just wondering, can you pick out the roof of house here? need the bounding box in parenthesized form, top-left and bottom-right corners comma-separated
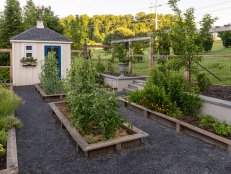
(11, 27, 72, 43)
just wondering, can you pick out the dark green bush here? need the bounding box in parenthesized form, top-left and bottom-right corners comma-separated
(39, 52, 63, 94)
(0, 69, 10, 84)
(65, 58, 124, 139)
(0, 130, 7, 145)
(196, 73, 212, 92)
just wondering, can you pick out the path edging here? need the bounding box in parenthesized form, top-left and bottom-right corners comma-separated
(118, 97, 231, 155)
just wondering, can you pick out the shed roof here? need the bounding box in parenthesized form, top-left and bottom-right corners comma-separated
(11, 27, 71, 43)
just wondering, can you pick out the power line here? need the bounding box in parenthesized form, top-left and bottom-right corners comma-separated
(195, 0, 231, 11)
(196, 6, 231, 15)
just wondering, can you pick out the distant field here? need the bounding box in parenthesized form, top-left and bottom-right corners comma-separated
(87, 41, 231, 86)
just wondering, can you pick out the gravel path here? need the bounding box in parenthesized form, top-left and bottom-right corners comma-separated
(14, 86, 231, 174)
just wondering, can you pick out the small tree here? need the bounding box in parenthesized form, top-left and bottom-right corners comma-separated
(169, 0, 203, 85)
(39, 52, 63, 94)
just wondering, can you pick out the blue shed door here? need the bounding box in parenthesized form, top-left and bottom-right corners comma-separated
(44, 46, 61, 78)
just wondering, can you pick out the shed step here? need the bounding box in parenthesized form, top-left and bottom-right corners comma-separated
(123, 87, 135, 93)
(128, 84, 144, 90)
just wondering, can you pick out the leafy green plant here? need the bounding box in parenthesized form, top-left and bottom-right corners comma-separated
(0, 144, 6, 156)
(212, 121, 231, 136)
(0, 69, 10, 84)
(0, 87, 21, 117)
(199, 115, 215, 129)
(0, 130, 7, 145)
(95, 55, 106, 84)
(0, 116, 22, 130)
(112, 43, 129, 64)
(196, 73, 212, 92)
(65, 58, 124, 139)
(39, 52, 63, 94)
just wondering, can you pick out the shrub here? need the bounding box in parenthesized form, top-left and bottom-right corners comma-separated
(0, 144, 6, 156)
(0, 130, 7, 145)
(39, 52, 63, 94)
(199, 115, 215, 129)
(212, 121, 231, 136)
(0, 116, 22, 130)
(0, 69, 10, 84)
(0, 87, 21, 117)
(196, 73, 212, 92)
(95, 55, 106, 84)
(65, 59, 124, 139)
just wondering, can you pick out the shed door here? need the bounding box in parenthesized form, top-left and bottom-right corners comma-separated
(44, 46, 61, 78)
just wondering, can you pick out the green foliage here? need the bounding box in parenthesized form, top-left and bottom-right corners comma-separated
(129, 70, 201, 117)
(212, 121, 231, 136)
(65, 59, 124, 139)
(95, 55, 106, 84)
(0, 69, 10, 84)
(196, 73, 212, 92)
(0, 143, 6, 156)
(199, 115, 215, 129)
(22, 0, 37, 29)
(0, 87, 21, 118)
(0, 0, 23, 48)
(219, 31, 231, 48)
(39, 52, 63, 94)
(155, 28, 171, 55)
(112, 43, 129, 63)
(169, 0, 205, 84)
(132, 42, 144, 63)
(0, 116, 22, 130)
(0, 130, 7, 145)
(199, 14, 217, 52)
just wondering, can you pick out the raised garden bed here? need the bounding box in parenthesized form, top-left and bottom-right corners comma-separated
(118, 97, 231, 155)
(0, 128, 18, 174)
(200, 95, 231, 125)
(101, 73, 147, 92)
(35, 84, 65, 101)
(49, 101, 148, 158)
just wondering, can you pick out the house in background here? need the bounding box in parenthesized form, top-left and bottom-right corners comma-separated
(10, 20, 72, 86)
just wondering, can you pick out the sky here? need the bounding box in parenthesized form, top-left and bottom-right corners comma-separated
(0, 0, 231, 27)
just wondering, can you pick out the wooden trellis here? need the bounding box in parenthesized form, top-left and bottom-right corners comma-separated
(0, 48, 12, 83)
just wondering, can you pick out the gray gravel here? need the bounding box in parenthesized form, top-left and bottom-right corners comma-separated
(14, 86, 231, 174)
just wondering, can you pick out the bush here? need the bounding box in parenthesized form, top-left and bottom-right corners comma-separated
(39, 52, 63, 94)
(219, 31, 231, 48)
(0, 116, 22, 130)
(212, 121, 231, 136)
(0, 69, 10, 84)
(95, 55, 106, 84)
(0, 130, 7, 145)
(196, 73, 212, 92)
(0, 87, 21, 117)
(65, 58, 124, 139)
(199, 115, 215, 129)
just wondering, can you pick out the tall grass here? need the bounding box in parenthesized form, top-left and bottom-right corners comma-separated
(0, 87, 22, 117)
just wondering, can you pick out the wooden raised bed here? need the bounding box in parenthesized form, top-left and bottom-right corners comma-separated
(49, 101, 149, 158)
(0, 128, 18, 174)
(35, 84, 65, 101)
(118, 97, 231, 155)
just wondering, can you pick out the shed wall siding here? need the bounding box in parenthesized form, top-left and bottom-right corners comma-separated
(12, 42, 71, 86)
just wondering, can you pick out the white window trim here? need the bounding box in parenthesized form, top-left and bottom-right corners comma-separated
(24, 44, 34, 57)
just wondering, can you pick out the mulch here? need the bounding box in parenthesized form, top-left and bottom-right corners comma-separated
(202, 85, 231, 102)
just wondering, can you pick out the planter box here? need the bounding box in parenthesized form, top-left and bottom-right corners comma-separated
(200, 95, 231, 125)
(0, 128, 18, 174)
(101, 74, 147, 92)
(35, 84, 65, 101)
(49, 101, 149, 158)
(118, 97, 231, 155)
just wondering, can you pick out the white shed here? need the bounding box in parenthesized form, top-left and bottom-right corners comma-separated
(10, 21, 72, 86)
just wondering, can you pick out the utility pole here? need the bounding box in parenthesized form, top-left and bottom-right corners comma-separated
(149, 0, 162, 30)
(149, 0, 162, 69)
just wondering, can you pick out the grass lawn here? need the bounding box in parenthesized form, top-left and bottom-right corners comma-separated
(86, 41, 231, 86)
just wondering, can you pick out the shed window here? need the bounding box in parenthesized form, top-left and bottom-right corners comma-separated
(25, 45, 33, 57)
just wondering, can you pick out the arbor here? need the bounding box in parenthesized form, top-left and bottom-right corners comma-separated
(1, 0, 23, 48)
